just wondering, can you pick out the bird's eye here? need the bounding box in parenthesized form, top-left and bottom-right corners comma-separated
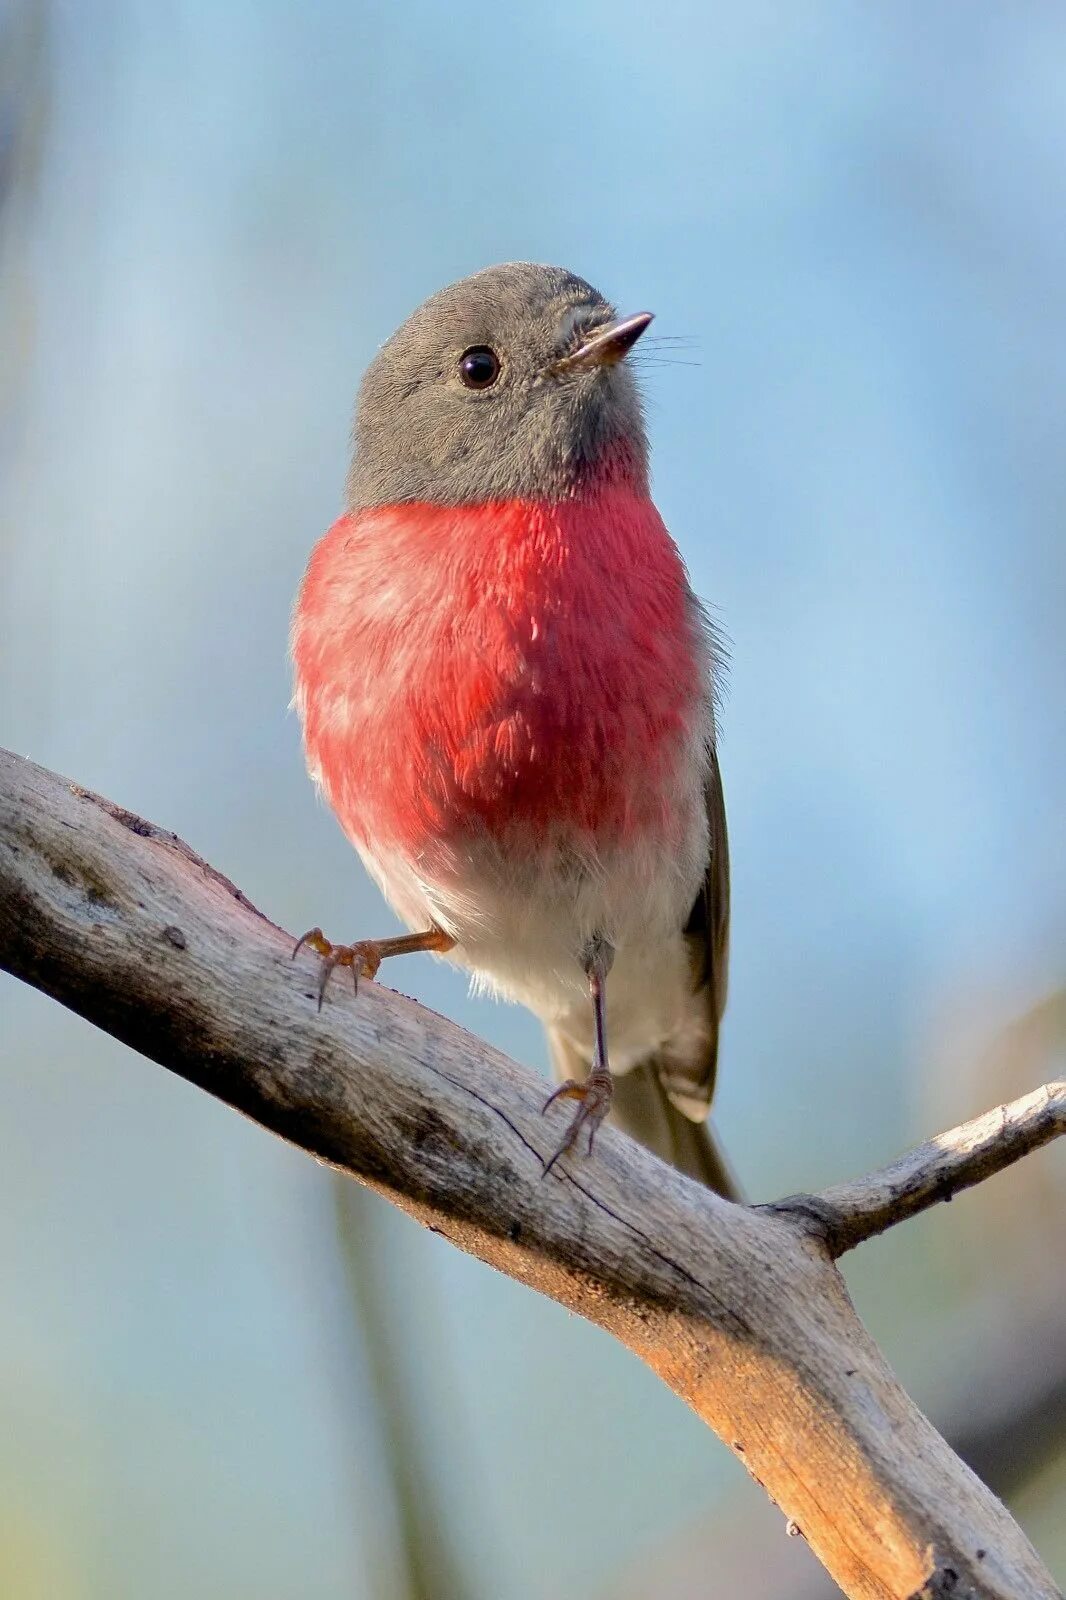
(458, 346, 501, 389)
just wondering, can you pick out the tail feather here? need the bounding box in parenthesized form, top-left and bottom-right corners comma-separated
(611, 1062, 741, 1200)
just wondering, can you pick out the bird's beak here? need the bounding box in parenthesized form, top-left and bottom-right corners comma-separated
(553, 311, 654, 372)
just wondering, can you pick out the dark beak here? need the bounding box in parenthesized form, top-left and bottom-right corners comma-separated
(553, 310, 654, 372)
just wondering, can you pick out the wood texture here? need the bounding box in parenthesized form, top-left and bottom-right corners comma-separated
(1, 749, 1062, 1600)
(769, 1080, 1065, 1256)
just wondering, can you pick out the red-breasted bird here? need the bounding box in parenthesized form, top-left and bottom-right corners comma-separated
(291, 262, 736, 1194)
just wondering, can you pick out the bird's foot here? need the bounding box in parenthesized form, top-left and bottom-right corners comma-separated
(291, 924, 456, 1010)
(541, 1065, 614, 1176)
(292, 927, 383, 1010)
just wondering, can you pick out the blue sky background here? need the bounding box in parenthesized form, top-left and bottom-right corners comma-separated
(2, 3, 1064, 1595)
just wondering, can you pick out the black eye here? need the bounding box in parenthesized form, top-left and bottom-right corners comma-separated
(458, 346, 500, 389)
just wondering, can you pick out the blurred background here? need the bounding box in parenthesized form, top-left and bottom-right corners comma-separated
(1, 1, 1064, 1595)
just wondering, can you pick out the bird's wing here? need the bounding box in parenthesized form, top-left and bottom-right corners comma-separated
(654, 746, 731, 1122)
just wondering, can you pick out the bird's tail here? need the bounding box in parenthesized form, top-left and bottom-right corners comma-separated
(611, 1061, 741, 1199)
(547, 1032, 741, 1201)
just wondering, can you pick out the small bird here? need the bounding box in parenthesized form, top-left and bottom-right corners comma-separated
(292, 263, 736, 1195)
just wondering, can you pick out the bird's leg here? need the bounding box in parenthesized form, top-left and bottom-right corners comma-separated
(292, 925, 455, 1011)
(542, 935, 615, 1176)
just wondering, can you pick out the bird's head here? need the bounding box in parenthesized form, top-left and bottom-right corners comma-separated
(348, 262, 652, 507)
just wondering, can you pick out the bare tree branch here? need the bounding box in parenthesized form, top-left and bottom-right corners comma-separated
(768, 1081, 1066, 1257)
(1, 748, 1063, 1600)
(616, 1292, 1066, 1600)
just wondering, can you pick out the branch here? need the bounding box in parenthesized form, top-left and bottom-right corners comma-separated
(769, 1081, 1066, 1256)
(618, 1291, 1066, 1599)
(0, 749, 1062, 1600)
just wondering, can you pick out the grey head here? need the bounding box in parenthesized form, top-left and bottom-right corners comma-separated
(347, 262, 653, 508)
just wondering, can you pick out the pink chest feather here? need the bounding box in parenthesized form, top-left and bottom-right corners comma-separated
(292, 485, 705, 861)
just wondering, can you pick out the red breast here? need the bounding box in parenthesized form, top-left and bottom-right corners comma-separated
(292, 479, 704, 866)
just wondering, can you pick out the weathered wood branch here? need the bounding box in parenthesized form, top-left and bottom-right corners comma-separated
(769, 1081, 1065, 1257)
(620, 1292, 1066, 1599)
(0, 749, 1062, 1600)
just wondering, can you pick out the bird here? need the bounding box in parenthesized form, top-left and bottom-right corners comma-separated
(291, 262, 737, 1196)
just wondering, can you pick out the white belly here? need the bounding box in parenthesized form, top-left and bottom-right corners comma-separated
(355, 780, 709, 1076)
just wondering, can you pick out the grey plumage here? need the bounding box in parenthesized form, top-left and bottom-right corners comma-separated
(348, 262, 648, 508)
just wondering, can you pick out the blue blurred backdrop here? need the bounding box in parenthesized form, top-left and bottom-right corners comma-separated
(1, 2, 1063, 1596)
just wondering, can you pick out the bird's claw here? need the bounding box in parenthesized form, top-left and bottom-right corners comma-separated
(292, 927, 383, 1010)
(541, 1068, 613, 1177)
